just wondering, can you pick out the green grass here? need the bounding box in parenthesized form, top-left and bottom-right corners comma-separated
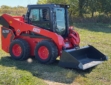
(0, 23, 111, 85)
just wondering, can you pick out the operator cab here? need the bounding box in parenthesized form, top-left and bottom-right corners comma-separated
(25, 4, 69, 37)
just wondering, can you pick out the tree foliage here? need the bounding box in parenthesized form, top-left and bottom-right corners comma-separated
(0, 0, 111, 23)
(0, 5, 26, 16)
(37, 0, 111, 18)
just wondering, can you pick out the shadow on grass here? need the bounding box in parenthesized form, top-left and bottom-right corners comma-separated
(0, 56, 94, 84)
(73, 23, 111, 33)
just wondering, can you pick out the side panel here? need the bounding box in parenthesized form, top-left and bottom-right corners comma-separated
(1, 27, 15, 53)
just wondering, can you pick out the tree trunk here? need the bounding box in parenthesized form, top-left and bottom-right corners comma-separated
(78, 0, 85, 17)
(91, 11, 94, 18)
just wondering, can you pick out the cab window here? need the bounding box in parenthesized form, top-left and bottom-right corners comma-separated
(29, 8, 50, 30)
(29, 9, 40, 21)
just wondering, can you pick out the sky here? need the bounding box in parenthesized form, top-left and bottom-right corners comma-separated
(0, 0, 38, 7)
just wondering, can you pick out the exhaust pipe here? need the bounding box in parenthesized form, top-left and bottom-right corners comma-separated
(59, 45, 108, 70)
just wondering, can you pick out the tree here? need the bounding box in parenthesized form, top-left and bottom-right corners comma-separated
(37, 0, 79, 18)
(78, 0, 86, 17)
(98, 0, 111, 16)
(37, 0, 111, 19)
(1, 5, 10, 9)
(37, 0, 48, 4)
(86, 0, 98, 17)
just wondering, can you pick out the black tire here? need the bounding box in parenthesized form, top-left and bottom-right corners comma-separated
(9, 39, 30, 60)
(34, 40, 58, 64)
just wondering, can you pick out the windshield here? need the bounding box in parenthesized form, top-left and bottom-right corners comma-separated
(55, 8, 66, 35)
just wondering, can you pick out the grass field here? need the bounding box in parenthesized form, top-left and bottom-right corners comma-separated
(0, 23, 111, 85)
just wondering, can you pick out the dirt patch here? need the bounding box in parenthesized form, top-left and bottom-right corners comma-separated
(44, 80, 80, 85)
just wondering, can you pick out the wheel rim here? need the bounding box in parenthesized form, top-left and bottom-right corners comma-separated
(38, 46, 49, 60)
(12, 44, 22, 57)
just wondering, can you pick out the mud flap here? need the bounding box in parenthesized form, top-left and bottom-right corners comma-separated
(59, 45, 108, 70)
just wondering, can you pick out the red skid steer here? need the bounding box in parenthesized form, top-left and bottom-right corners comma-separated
(0, 4, 107, 70)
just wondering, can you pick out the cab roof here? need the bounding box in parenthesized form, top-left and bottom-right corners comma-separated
(27, 4, 69, 9)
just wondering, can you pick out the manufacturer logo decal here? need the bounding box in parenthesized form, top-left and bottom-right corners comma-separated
(2, 28, 10, 38)
(33, 27, 41, 33)
(2, 30, 10, 33)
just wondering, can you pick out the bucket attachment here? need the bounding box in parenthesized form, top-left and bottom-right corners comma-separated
(59, 45, 108, 70)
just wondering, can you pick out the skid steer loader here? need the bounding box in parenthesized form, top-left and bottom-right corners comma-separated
(0, 4, 107, 70)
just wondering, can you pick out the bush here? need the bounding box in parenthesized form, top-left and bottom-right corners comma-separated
(0, 6, 27, 16)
